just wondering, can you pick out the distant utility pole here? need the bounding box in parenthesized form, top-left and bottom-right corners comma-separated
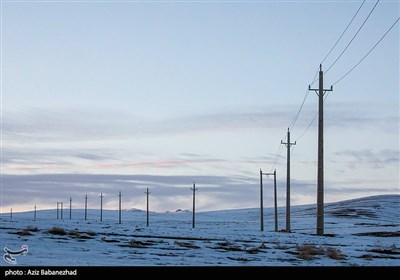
(34, 205, 37, 221)
(118, 191, 122, 224)
(309, 64, 333, 236)
(145, 188, 150, 227)
(84, 195, 88, 221)
(61, 202, 63, 220)
(100, 193, 104, 222)
(10, 208, 12, 219)
(264, 170, 278, 232)
(56, 202, 59, 219)
(259, 169, 265, 232)
(69, 197, 72, 220)
(281, 128, 296, 232)
(273, 170, 278, 232)
(190, 182, 198, 229)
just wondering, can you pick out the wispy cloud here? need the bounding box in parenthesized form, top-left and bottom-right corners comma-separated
(1, 173, 259, 212)
(2, 173, 397, 213)
(2, 107, 289, 143)
(334, 149, 399, 169)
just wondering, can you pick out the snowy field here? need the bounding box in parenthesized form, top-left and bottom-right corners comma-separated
(0, 195, 399, 266)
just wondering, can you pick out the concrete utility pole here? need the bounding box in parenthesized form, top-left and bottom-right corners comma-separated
(145, 188, 150, 227)
(34, 205, 36, 221)
(100, 193, 104, 222)
(57, 202, 59, 219)
(69, 197, 72, 220)
(190, 183, 198, 228)
(10, 208, 12, 219)
(309, 64, 333, 235)
(84, 195, 88, 221)
(118, 191, 122, 224)
(281, 128, 296, 232)
(61, 202, 63, 220)
(308, 64, 333, 235)
(273, 170, 278, 232)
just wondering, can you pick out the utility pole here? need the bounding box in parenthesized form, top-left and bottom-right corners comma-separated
(57, 202, 59, 219)
(10, 208, 12, 219)
(84, 195, 88, 221)
(100, 193, 104, 222)
(69, 197, 72, 220)
(264, 170, 278, 232)
(309, 64, 333, 235)
(34, 205, 36, 221)
(61, 202, 63, 220)
(259, 169, 264, 232)
(273, 169, 278, 232)
(190, 182, 198, 228)
(281, 128, 296, 232)
(145, 188, 150, 227)
(118, 191, 122, 224)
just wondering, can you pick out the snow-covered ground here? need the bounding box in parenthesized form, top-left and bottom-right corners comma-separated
(0, 195, 399, 266)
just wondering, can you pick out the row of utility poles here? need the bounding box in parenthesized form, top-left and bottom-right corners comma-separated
(24, 185, 199, 228)
(54, 192, 124, 224)
(267, 64, 331, 235)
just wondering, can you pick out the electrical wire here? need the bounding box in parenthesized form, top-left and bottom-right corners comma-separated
(289, 66, 320, 132)
(333, 16, 400, 86)
(320, 0, 366, 65)
(325, 0, 380, 74)
(294, 92, 331, 143)
(269, 134, 286, 173)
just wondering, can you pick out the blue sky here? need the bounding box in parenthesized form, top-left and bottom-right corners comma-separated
(1, 0, 399, 213)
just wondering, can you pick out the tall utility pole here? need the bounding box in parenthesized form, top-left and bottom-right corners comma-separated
(190, 182, 198, 228)
(34, 205, 36, 221)
(69, 197, 72, 220)
(264, 170, 278, 232)
(57, 202, 59, 219)
(309, 64, 333, 235)
(10, 208, 12, 219)
(118, 191, 122, 224)
(61, 202, 63, 220)
(281, 128, 296, 232)
(84, 195, 88, 221)
(100, 193, 104, 222)
(145, 188, 150, 227)
(259, 169, 265, 232)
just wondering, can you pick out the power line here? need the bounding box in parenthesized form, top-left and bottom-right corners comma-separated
(320, 0, 366, 65)
(289, 66, 320, 131)
(294, 93, 331, 143)
(333, 16, 400, 86)
(295, 0, 367, 136)
(325, 0, 380, 74)
(288, 90, 310, 131)
(269, 135, 285, 173)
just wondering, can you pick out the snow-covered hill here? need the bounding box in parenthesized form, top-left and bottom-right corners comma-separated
(0, 195, 399, 266)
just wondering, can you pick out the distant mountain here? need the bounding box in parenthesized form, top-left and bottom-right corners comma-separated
(165, 209, 191, 214)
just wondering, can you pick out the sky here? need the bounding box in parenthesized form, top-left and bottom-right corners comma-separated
(1, 0, 399, 213)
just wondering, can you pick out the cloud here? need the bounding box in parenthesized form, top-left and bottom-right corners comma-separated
(325, 102, 399, 131)
(1, 105, 305, 144)
(333, 149, 399, 169)
(1, 173, 259, 212)
(2, 173, 397, 213)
